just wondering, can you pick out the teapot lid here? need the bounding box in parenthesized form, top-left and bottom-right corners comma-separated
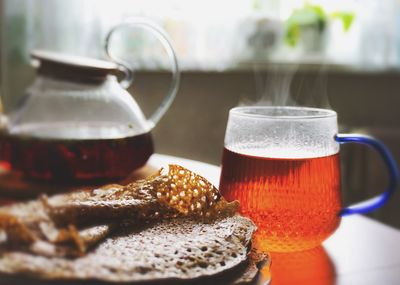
(31, 50, 120, 82)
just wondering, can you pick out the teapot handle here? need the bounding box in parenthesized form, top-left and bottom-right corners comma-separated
(105, 18, 180, 129)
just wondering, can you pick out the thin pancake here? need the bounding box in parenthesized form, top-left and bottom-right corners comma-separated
(0, 215, 256, 283)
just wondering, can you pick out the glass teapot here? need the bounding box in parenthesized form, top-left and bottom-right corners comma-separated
(1, 20, 180, 183)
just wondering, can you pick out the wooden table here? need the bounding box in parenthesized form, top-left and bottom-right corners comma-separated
(150, 154, 400, 285)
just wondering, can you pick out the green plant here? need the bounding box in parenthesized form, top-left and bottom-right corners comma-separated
(285, 4, 355, 48)
(331, 11, 355, 32)
(285, 4, 327, 47)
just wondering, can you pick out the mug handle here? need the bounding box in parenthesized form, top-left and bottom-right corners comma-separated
(105, 18, 180, 129)
(336, 134, 399, 216)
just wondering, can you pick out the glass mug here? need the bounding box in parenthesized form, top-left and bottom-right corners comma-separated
(219, 106, 398, 252)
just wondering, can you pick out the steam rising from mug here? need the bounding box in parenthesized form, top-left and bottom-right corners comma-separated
(240, 64, 331, 109)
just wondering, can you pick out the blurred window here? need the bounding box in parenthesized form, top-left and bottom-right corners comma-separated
(1, 0, 400, 71)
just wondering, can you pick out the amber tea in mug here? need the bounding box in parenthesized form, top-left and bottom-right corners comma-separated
(220, 106, 398, 252)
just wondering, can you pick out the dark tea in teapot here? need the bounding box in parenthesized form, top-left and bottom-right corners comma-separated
(0, 123, 153, 183)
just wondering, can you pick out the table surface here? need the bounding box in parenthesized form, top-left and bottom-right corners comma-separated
(150, 154, 400, 285)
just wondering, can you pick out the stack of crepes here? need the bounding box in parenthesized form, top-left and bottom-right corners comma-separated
(0, 165, 268, 284)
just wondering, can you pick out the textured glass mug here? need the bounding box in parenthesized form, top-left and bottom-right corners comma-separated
(219, 106, 398, 252)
